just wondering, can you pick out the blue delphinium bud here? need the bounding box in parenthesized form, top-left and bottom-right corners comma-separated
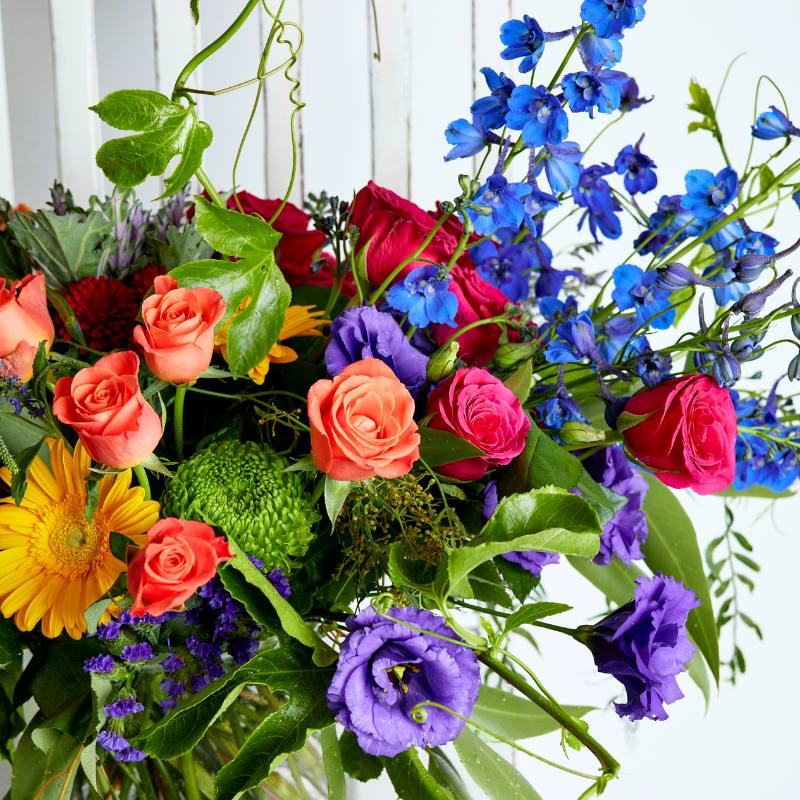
(733, 236, 800, 283)
(792, 313, 800, 340)
(730, 332, 765, 362)
(711, 350, 741, 388)
(789, 353, 800, 381)
(732, 270, 793, 318)
(751, 106, 800, 140)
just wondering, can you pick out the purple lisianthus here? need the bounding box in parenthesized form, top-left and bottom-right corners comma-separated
(326, 606, 480, 757)
(325, 305, 429, 397)
(583, 574, 698, 721)
(586, 445, 649, 565)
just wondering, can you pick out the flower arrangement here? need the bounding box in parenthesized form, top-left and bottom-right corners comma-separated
(0, 1, 798, 798)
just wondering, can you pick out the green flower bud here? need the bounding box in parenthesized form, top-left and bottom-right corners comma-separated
(160, 440, 319, 570)
(426, 341, 460, 382)
(558, 421, 608, 446)
(493, 341, 539, 369)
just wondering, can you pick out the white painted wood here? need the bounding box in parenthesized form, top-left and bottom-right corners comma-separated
(151, 0, 201, 100)
(0, 4, 14, 201)
(368, 0, 411, 197)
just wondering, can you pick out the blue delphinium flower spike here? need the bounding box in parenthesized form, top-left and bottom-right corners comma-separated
(506, 85, 569, 147)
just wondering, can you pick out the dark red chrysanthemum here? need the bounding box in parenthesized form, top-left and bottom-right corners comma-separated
(59, 276, 139, 351)
(127, 264, 167, 304)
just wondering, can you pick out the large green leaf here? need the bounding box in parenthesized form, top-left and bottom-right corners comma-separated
(338, 730, 384, 782)
(444, 487, 601, 595)
(10, 718, 80, 800)
(428, 748, 474, 800)
(169, 198, 291, 374)
(92, 89, 212, 197)
(471, 686, 593, 741)
(382, 749, 455, 800)
(419, 426, 484, 468)
(7, 210, 112, 287)
(641, 474, 720, 684)
(157, 224, 213, 269)
(453, 727, 542, 800)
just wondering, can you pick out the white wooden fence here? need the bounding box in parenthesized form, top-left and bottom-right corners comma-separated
(0, 0, 533, 211)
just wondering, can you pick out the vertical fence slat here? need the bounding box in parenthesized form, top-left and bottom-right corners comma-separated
(369, 0, 411, 197)
(49, 0, 102, 204)
(264, 0, 304, 203)
(0, 3, 14, 200)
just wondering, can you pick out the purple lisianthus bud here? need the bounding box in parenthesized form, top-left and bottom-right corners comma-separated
(326, 606, 480, 757)
(502, 549, 560, 577)
(654, 262, 729, 293)
(585, 445, 648, 565)
(582, 574, 699, 721)
(325, 306, 429, 397)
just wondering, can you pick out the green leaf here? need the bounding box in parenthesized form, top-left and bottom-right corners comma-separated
(495, 557, 536, 603)
(190, 0, 200, 23)
(92, 90, 212, 197)
(503, 360, 533, 403)
(641, 474, 720, 684)
(0, 409, 52, 453)
(227, 541, 337, 666)
(388, 543, 437, 593)
(419, 426, 484, 468)
(11, 720, 80, 800)
(468, 561, 513, 609)
(428, 748, 474, 800)
(82, 599, 112, 637)
(382, 749, 455, 800)
(453, 727, 542, 800)
(157, 224, 213, 269)
(339, 730, 384, 782)
(759, 164, 776, 195)
(47, 289, 86, 344)
(7, 210, 112, 287)
(470, 686, 593, 741)
(444, 487, 601, 595)
(170, 198, 290, 375)
(501, 602, 572, 640)
(10, 439, 45, 505)
(687, 79, 718, 138)
(324, 477, 351, 528)
(321, 726, 347, 800)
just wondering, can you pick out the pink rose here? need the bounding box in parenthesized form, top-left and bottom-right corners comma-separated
(132, 275, 225, 383)
(0, 273, 55, 381)
(128, 518, 232, 617)
(622, 374, 737, 494)
(426, 367, 531, 480)
(53, 351, 163, 468)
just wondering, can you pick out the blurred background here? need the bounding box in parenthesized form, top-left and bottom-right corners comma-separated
(0, 1, 798, 798)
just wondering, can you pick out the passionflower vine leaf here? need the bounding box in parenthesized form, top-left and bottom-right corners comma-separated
(91, 89, 212, 198)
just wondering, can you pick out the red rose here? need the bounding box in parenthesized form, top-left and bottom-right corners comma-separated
(622, 374, 737, 495)
(127, 518, 232, 617)
(432, 263, 513, 366)
(350, 181, 458, 289)
(426, 367, 530, 480)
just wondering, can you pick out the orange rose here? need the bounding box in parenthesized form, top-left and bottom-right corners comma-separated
(307, 358, 420, 480)
(53, 351, 163, 468)
(0, 273, 55, 381)
(132, 275, 225, 384)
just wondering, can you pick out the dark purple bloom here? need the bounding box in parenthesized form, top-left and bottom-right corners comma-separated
(325, 305, 429, 397)
(586, 445, 649, 564)
(229, 636, 260, 665)
(326, 606, 480, 757)
(502, 549, 560, 577)
(573, 164, 622, 241)
(103, 696, 145, 719)
(96, 620, 122, 641)
(120, 642, 153, 663)
(97, 730, 147, 762)
(583, 574, 698, 721)
(472, 232, 533, 302)
(83, 654, 116, 674)
(161, 652, 184, 672)
(619, 77, 652, 112)
(614, 138, 657, 195)
(267, 568, 292, 599)
(481, 480, 499, 521)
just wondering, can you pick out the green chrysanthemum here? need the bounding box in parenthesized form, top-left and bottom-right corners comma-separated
(161, 440, 318, 570)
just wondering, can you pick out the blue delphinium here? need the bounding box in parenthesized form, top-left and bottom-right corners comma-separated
(612, 263, 675, 329)
(751, 105, 800, 140)
(471, 68, 516, 130)
(578, 30, 623, 69)
(614, 137, 657, 194)
(580, 0, 647, 38)
(538, 141, 584, 193)
(500, 15, 546, 73)
(562, 69, 628, 117)
(707, 214, 745, 251)
(573, 164, 622, 240)
(386, 266, 459, 327)
(523, 183, 560, 235)
(619, 77, 652, 111)
(537, 393, 585, 429)
(468, 174, 532, 235)
(472, 232, 532, 302)
(703, 252, 748, 307)
(628, 335, 673, 386)
(681, 167, 738, 220)
(735, 230, 779, 259)
(444, 117, 492, 161)
(506, 85, 569, 147)
(597, 315, 637, 361)
(545, 311, 598, 363)
(634, 194, 704, 256)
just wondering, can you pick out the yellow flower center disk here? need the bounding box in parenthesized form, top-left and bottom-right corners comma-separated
(43, 501, 107, 573)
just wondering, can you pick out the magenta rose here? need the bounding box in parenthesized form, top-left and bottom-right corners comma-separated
(426, 367, 531, 480)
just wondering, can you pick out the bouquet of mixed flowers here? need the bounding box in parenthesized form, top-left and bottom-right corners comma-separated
(0, 0, 798, 797)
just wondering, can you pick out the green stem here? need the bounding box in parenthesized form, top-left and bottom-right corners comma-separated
(480, 653, 620, 782)
(180, 752, 202, 800)
(547, 25, 587, 92)
(133, 464, 151, 501)
(195, 166, 224, 208)
(440, 315, 510, 351)
(174, 384, 187, 461)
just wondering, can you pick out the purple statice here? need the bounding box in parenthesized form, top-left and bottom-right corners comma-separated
(586, 445, 649, 565)
(95, 620, 122, 641)
(325, 305, 429, 397)
(582, 574, 698, 721)
(161, 652, 184, 672)
(327, 606, 480, 757)
(103, 696, 144, 719)
(159, 678, 187, 711)
(228, 637, 260, 665)
(268, 568, 292, 600)
(97, 730, 147, 763)
(120, 642, 153, 663)
(83, 654, 116, 674)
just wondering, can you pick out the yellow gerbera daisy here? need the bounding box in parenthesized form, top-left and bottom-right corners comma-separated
(216, 304, 327, 385)
(0, 438, 159, 639)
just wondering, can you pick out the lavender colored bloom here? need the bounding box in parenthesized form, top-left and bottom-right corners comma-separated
(583, 574, 699, 721)
(103, 696, 145, 719)
(267, 568, 292, 599)
(96, 620, 122, 641)
(502, 549, 560, 578)
(586, 445, 649, 565)
(120, 642, 153, 663)
(83, 654, 116, 674)
(326, 606, 480, 757)
(97, 730, 148, 762)
(325, 305, 429, 397)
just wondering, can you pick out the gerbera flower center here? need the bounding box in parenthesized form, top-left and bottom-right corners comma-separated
(45, 501, 107, 571)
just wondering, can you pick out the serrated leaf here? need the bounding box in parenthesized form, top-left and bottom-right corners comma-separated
(419, 426, 484, 468)
(92, 90, 212, 198)
(157, 224, 213, 269)
(382, 749, 454, 800)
